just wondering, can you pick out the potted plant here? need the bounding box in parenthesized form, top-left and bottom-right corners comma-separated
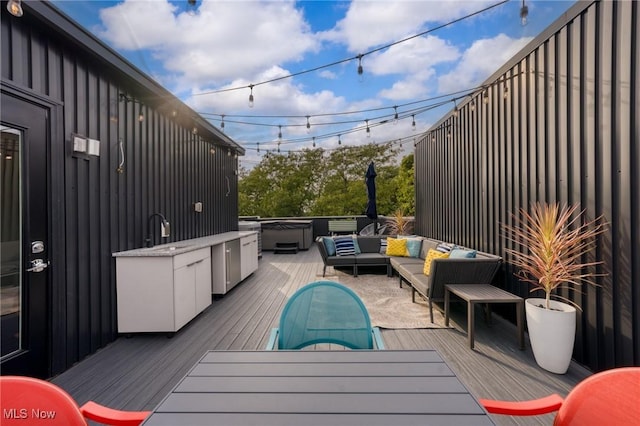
(503, 202, 607, 374)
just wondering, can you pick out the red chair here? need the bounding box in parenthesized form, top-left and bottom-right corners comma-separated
(479, 367, 640, 425)
(0, 376, 150, 425)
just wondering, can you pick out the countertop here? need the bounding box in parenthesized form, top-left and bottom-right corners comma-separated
(112, 231, 258, 257)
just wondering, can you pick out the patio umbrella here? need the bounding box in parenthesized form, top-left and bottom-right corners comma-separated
(365, 161, 378, 233)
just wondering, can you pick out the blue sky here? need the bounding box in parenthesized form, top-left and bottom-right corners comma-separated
(52, 0, 575, 167)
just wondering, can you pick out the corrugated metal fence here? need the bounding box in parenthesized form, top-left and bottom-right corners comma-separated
(416, 0, 638, 371)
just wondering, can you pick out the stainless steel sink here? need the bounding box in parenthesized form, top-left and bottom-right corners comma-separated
(148, 245, 189, 253)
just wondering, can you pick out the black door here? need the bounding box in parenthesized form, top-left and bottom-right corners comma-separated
(1, 93, 50, 378)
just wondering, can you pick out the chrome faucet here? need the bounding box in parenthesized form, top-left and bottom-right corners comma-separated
(146, 213, 170, 247)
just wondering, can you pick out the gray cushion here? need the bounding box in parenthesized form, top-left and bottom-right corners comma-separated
(355, 253, 389, 265)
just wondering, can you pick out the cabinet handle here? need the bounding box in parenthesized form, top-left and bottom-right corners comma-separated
(186, 259, 204, 267)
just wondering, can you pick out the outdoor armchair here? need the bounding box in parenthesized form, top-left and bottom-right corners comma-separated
(0, 376, 150, 425)
(266, 280, 385, 350)
(479, 367, 640, 425)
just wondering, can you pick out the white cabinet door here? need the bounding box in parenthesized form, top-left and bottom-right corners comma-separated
(240, 235, 258, 280)
(195, 255, 212, 313)
(173, 265, 196, 330)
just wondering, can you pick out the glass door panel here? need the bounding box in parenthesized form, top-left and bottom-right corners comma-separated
(1, 127, 22, 360)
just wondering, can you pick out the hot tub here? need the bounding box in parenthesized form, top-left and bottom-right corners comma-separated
(260, 220, 314, 251)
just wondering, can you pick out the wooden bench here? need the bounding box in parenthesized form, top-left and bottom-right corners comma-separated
(328, 220, 357, 235)
(444, 284, 524, 350)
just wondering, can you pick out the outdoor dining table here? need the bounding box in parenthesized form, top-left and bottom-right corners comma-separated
(141, 349, 495, 425)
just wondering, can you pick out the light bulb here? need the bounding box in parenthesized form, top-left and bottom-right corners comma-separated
(483, 90, 490, 104)
(411, 115, 416, 132)
(7, 0, 23, 17)
(393, 106, 399, 125)
(306, 116, 311, 134)
(338, 135, 342, 145)
(520, 1, 528, 26)
(248, 85, 254, 108)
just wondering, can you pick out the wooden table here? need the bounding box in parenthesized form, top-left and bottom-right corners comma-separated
(141, 350, 495, 425)
(444, 284, 524, 350)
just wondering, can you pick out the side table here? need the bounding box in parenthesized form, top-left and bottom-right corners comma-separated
(445, 284, 524, 350)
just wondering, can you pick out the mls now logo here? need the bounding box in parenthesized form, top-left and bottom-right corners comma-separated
(3, 408, 56, 419)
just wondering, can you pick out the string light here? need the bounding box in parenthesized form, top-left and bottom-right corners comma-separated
(248, 84, 254, 108)
(483, 89, 490, 104)
(191, 0, 509, 99)
(192, 127, 198, 134)
(411, 115, 416, 132)
(277, 141, 281, 152)
(257, 142, 260, 153)
(338, 134, 342, 145)
(306, 116, 311, 134)
(278, 125, 282, 140)
(452, 100, 459, 118)
(470, 99, 476, 111)
(365, 120, 370, 138)
(357, 54, 364, 81)
(520, 0, 528, 26)
(6, 0, 23, 17)
(393, 106, 399, 125)
(220, 114, 225, 131)
(138, 104, 145, 122)
(503, 81, 509, 98)
(312, 137, 316, 148)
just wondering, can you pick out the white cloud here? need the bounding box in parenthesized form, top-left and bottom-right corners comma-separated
(322, 0, 498, 53)
(437, 33, 533, 93)
(97, 0, 319, 86)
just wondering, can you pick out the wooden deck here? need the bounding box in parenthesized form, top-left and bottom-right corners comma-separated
(52, 247, 591, 425)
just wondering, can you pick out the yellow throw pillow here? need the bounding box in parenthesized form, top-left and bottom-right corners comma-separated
(385, 238, 408, 257)
(423, 249, 450, 275)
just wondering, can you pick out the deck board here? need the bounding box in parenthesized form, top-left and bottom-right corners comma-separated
(51, 246, 591, 425)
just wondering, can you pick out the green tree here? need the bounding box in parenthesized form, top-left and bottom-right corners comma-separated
(239, 149, 324, 217)
(239, 142, 408, 217)
(310, 142, 400, 216)
(393, 154, 415, 215)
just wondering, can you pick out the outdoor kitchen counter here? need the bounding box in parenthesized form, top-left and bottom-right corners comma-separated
(112, 231, 258, 257)
(113, 231, 259, 333)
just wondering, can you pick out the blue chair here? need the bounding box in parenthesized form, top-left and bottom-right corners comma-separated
(266, 281, 385, 350)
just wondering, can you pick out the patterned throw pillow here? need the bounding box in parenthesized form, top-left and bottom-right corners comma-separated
(334, 236, 356, 256)
(322, 237, 336, 256)
(436, 242, 456, 253)
(379, 238, 388, 254)
(404, 238, 423, 258)
(423, 249, 450, 275)
(385, 238, 407, 257)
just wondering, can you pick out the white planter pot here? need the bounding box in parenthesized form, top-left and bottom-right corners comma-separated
(525, 298, 576, 374)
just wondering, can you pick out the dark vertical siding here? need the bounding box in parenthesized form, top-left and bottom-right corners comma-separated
(2, 7, 240, 375)
(416, 0, 639, 371)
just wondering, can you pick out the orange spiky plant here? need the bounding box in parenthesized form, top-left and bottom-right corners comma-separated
(503, 202, 607, 310)
(385, 208, 414, 236)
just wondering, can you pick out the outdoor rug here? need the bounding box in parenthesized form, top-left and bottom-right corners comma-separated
(318, 267, 450, 329)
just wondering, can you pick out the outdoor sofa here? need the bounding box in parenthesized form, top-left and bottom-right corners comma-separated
(316, 235, 503, 322)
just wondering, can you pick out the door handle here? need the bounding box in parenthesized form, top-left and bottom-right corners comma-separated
(27, 259, 49, 273)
